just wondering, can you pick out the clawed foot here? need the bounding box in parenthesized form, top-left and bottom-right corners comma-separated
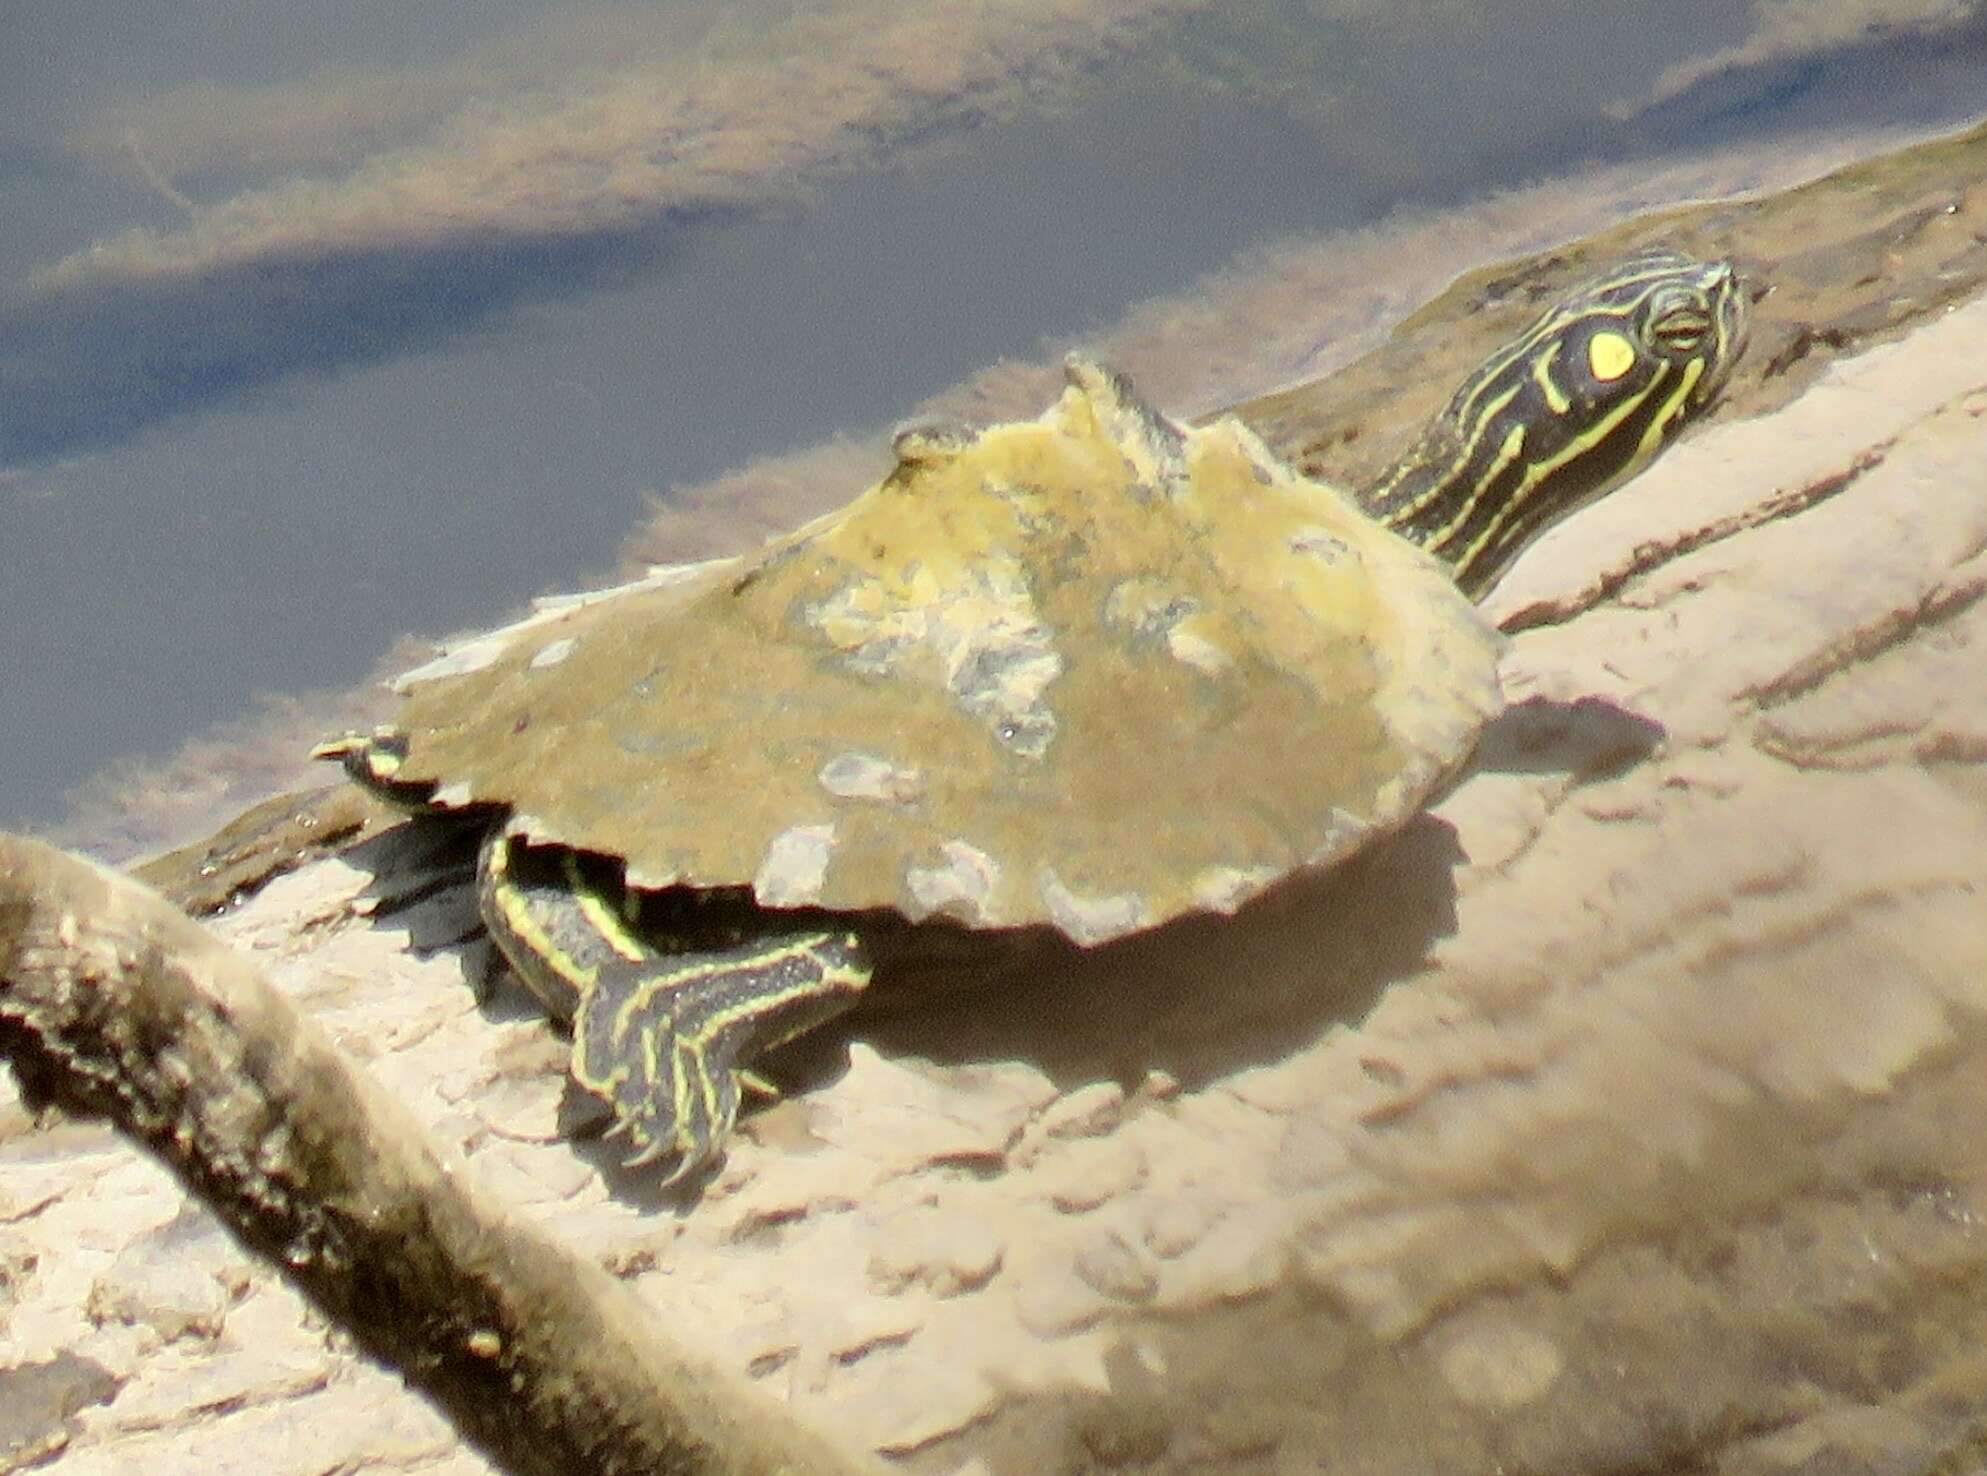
(570, 930, 870, 1185)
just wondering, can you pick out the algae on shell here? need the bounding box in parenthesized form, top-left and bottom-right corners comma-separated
(381, 356, 1503, 942)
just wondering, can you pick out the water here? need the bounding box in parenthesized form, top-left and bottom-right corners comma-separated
(5, 0, 1987, 840)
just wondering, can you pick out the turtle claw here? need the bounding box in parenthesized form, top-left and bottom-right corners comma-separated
(624, 1131, 717, 1189)
(572, 968, 743, 1187)
(597, 1111, 714, 1187)
(618, 1131, 681, 1173)
(554, 929, 868, 1180)
(611, 1092, 730, 1187)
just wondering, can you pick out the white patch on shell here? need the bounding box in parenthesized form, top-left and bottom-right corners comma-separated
(1104, 582, 1229, 674)
(812, 556, 1063, 758)
(390, 559, 739, 691)
(1191, 864, 1283, 914)
(1038, 867, 1150, 946)
(952, 624, 1063, 755)
(818, 751, 926, 804)
(390, 639, 507, 690)
(904, 840, 1001, 922)
(1104, 581, 1192, 638)
(432, 781, 476, 810)
(529, 637, 578, 669)
(624, 555, 740, 587)
(755, 823, 837, 907)
(1165, 620, 1231, 673)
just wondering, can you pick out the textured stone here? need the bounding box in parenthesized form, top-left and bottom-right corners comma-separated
(83, 1207, 248, 1345)
(867, 1208, 1005, 1298)
(1036, 1083, 1126, 1141)
(1072, 1231, 1158, 1306)
(15, 180, 1987, 1476)
(1434, 1314, 1564, 1410)
(1013, 1266, 1111, 1340)
(0, 1355, 119, 1471)
(51, 1373, 456, 1476)
(82, 1289, 332, 1433)
(1041, 1139, 1148, 1214)
(1140, 1198, 1216, 1260)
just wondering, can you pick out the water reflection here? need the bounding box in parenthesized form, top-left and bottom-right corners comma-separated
(4, 0, 1986, 843)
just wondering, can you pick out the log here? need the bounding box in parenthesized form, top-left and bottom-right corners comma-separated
(0, 833, 876, 1476)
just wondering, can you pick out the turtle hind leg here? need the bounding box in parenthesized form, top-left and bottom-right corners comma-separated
(575, 928, 872, 1185)
(474, 831, 872, 1184)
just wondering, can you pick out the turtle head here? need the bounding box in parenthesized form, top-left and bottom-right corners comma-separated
(1368, 249, 1750, 598)
(1615, 251, 1749, 411)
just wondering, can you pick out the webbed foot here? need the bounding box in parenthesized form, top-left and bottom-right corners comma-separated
(571, 930, 872, 1184)
(474, 829, 872, 1184)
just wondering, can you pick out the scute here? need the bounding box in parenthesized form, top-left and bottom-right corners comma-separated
(384, 355, 1503, 943)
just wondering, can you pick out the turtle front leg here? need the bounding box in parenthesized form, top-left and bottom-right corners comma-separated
(475, 831, 872, 1184)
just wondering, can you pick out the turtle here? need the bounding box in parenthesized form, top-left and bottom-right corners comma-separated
(315, 248, 1748, 1184)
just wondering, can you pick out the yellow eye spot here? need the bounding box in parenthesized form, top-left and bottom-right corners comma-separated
(1587, 330, 1637, 382)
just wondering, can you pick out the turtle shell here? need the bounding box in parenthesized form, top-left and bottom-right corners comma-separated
(383, 356, 1502, 945)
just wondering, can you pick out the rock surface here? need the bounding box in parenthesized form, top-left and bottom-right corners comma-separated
(11, 174, 1987, 1476)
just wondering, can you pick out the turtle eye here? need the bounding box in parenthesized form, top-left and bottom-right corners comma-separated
(1646, 288, 1713, 355)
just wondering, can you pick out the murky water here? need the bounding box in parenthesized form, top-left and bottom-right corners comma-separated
(4, 0, 1987, 840)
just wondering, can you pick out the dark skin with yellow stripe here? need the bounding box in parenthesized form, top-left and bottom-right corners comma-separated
(317, 249, 1749, 1187)
(1369, 248, 1748, 595)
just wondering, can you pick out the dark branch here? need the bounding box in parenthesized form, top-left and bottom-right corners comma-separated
(0, 833, 876, 1476)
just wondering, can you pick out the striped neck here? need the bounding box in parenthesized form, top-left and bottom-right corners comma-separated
(1359, 250, 1746, 601)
